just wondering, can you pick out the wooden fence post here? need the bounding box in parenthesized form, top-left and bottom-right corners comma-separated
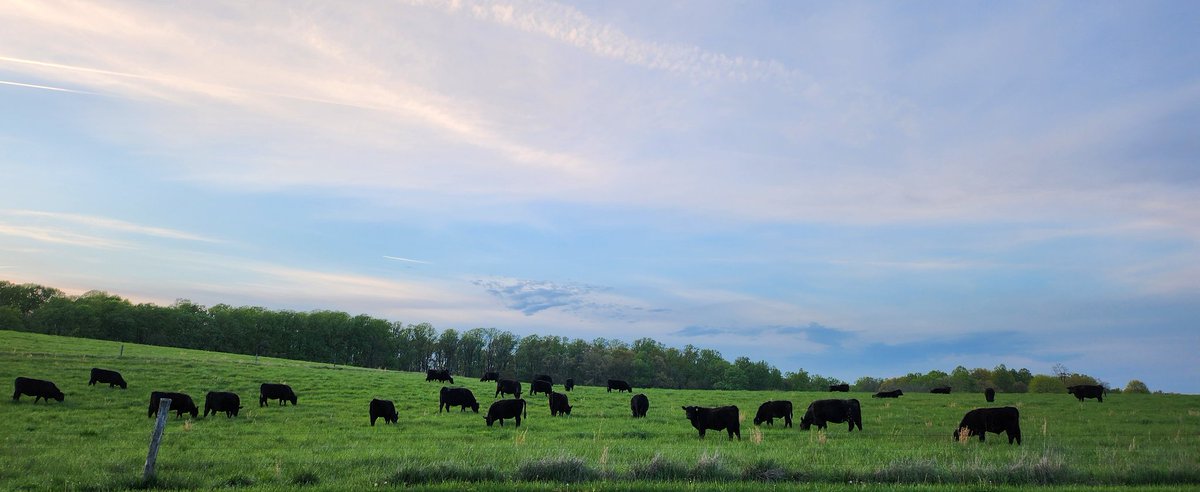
(119, 344, 124, 358)
(143, 398, 171, 481)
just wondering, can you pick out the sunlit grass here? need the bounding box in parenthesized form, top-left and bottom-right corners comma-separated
(2, 330, 1198, 489)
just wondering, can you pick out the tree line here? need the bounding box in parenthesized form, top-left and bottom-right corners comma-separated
(1, 280, 1132, 393)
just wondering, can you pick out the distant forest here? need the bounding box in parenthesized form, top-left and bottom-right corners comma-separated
(0, 280, 1126, 393)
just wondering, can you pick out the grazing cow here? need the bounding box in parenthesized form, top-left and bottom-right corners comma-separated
(1067, 384, 1107, 403)
(800, 399, 863, 432)
(985, 388, 996, 403)
(439, 387, 480, 413)
(485, 398, 527, 427)
(607, 379, 632, 393)
(148, 391, 198, 418)
(495, 379, 522, 399)
(548, 391, 572, 416)
(203, 391, 242, 418)
(954, 407, 1021, 445)
(931, 386, 952, 394)
(631, 394, 649, 418)
(534, 374, 553, 385)
(370, 399, 398, 426)
(753, 400, 793, 427)
(564, 378, 575, 391)
(425, 369, 454, 384)
(13, 377, 64, 403)
(873, 389, 904, 398)
(530, 379, 553, 396)
(480, 371, 499, 382)
(829, 383, 850, 392)
(259, 383, 297, 407)
(682, 405, 740, 439)
(88, 368, 127, 389)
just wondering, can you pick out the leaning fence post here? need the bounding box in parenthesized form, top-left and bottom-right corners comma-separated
(143, 398, 172, 482)
(119, 344, 124, 358)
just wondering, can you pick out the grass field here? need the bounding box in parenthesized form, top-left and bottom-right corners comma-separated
(2, 330, 1198, 490)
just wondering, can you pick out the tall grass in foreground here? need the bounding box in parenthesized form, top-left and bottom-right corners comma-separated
(2, 330, 1198, 490)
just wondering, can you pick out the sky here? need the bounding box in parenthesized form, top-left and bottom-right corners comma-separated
(1, 0, 1197, 392)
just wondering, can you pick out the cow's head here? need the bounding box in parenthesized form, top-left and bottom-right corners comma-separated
(484, 415, 495, 426)
(799, 415, 813, 430)
(52, 390, 65, 402)
(470, 402, 480, 413)
(682, 406, 700, 422)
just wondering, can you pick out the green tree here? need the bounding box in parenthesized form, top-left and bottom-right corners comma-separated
(1027, 374, 1067, 393)
(1124, 380, 1150, 394)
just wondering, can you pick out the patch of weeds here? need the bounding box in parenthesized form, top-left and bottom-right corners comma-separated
(872, 458, 944, 483)
(690, 451, 734, 481)
(741, 458, 789, 482)
(219, 474, 255, 487)
(290, 470, 320, 486)
(628, 453, 688, 481)
(388, 460, 502, 485)
(516, 455, 597, 483)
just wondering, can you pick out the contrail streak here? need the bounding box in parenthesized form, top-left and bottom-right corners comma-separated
(383, 255, 431, 265)
(0, 79, 97, 95)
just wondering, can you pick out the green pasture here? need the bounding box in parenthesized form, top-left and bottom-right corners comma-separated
(2, 330, 1197, 490)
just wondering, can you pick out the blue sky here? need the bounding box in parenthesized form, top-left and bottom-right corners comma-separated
(1, 1, 1197, 392)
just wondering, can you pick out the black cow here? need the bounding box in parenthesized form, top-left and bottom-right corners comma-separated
(607, 379, 632, 393)
(204, 391, 242, 418)
(631, 394, 649, 418)
(873, 389, 904, 398)
(931, 386, 951, 394)
(485, 398, 527, 427)
(425, 369, 454, 384)
(13, 377, 64, 403)
(480, 371, 499, 382)
(985, 388, 996, 402)
(495, 379, 522, 399)
(534, 374, 553, 385)
(148, 391, 198, 418)
(530, 379, 553, 396)
(88, 368, 127, 389)
(681, 405, 740, 440)
(829, 383, 850, 392)
(260, 383, 297, 406)
(800, 399, 862, 432)
(564, 378, 575, 391)
(439, 387, 480, 413)
(370, 399, 398, 426)
(954, 407, 1021, 445)
(1067, 384, 1106, 403)
(753, 400, 793, 427)
(548, 391, 572, 416)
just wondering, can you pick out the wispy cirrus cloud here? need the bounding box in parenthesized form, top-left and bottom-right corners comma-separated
(2, 210, 220, 243)
(472, 276, 665, 320)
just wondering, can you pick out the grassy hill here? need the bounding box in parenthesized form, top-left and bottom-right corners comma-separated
(2, 330, 1197, 490)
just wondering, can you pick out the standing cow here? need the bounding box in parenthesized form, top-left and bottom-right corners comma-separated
(631, 394, 649, 418)
(426, 369, 454, 384)
(681, 405, 740, 440)
(873, 389, 904, 398)
(485, 399, 527, 427)
(548, 391, 572, 416)
(954, 407, 1021, 445)
(607, 379, 632, 393)
(439, 387, 480, 413)
(480, 371, 499, 382)
(370, 399, 399, 426)
(148, 391, 198, 418)
(800, 399, 862, 432)
(530, 379, 553, 396)
(564, 378, 575, 392)
(88, 368, 127, 389)
(204, 391, 242, 418)
(495, 379, 522, 399)
(985, 388, 996, 403)
(829, 383, 850, 392)
(930, 386, 951, 394)
(259, 383, 297, 406)
(13, 377, 64, 403)
(753, 400, 793, 427)
(1067, 384, 1107, 403)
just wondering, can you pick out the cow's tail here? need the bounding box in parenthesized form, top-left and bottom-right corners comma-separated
(522, 399, 527, 419)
